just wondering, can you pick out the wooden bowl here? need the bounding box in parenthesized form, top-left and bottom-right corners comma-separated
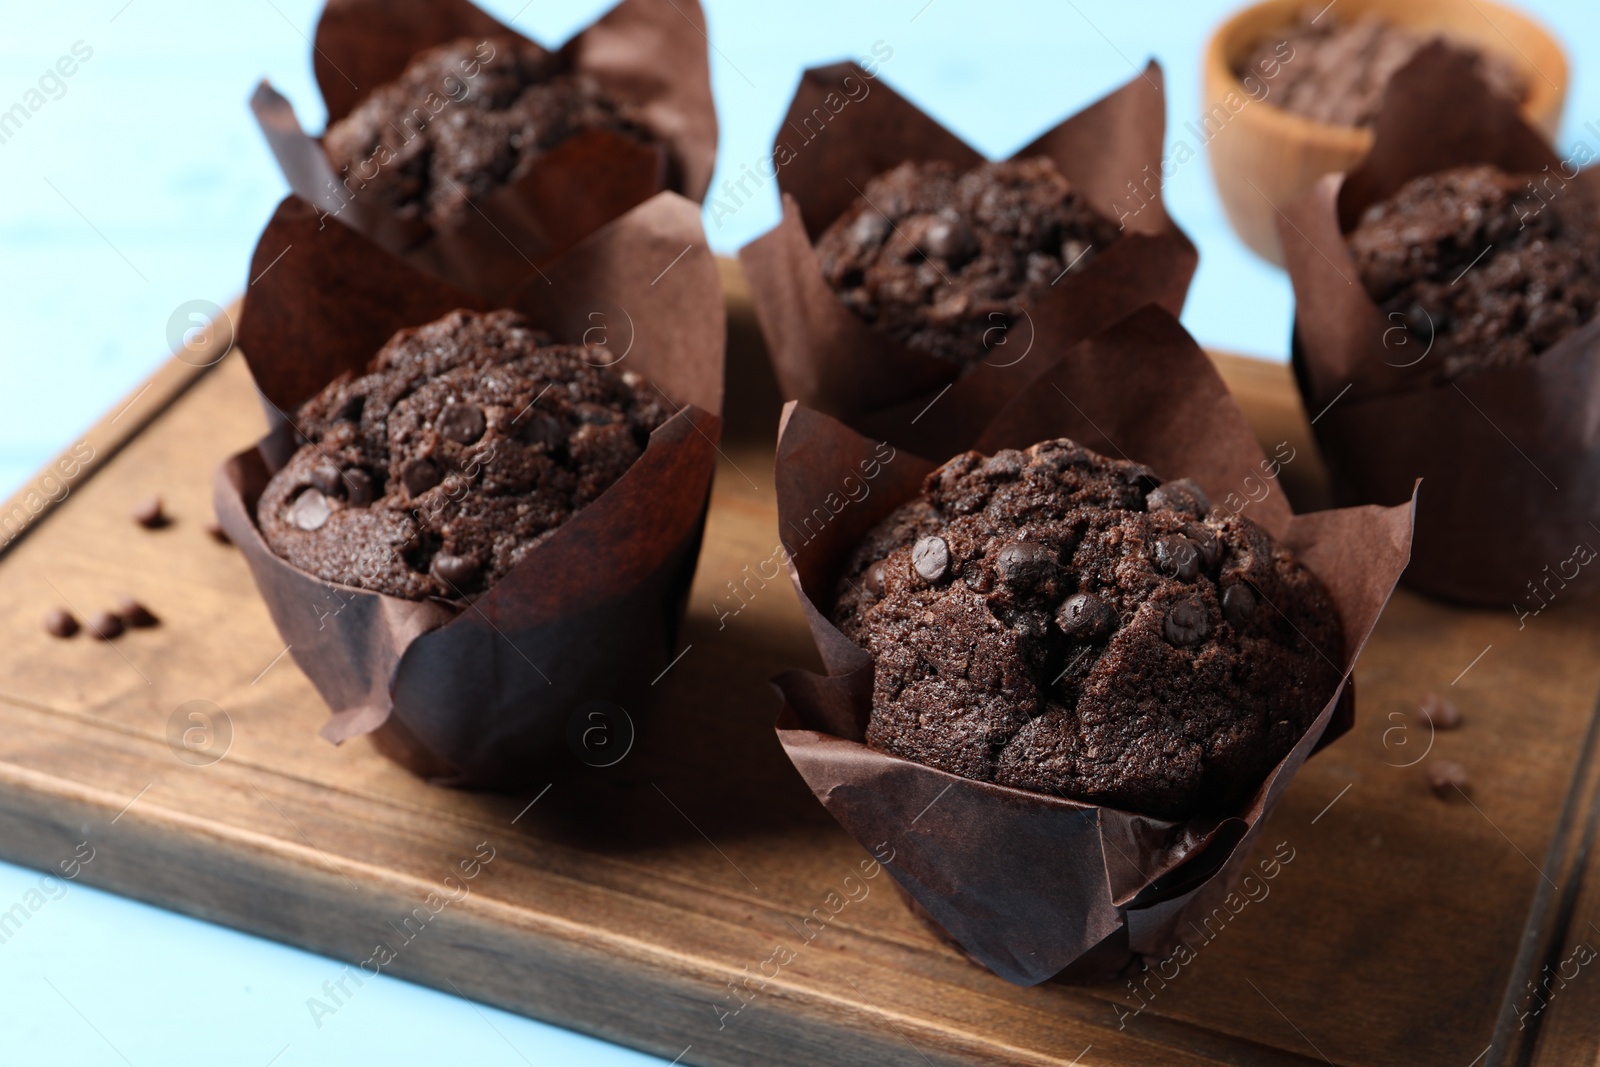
(1203, 0, 1567, 265)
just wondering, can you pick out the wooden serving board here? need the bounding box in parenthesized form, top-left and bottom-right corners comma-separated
(3, 262, 1599, 1066)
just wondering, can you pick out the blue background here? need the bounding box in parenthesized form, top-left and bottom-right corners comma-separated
(0, 0, 1595, 1062)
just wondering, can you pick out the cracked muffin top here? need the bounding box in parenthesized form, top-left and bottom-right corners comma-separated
(258, 309, 669, 600)
(814, 158, 1122, 367)
(323, 34, 656, 233)
(831, 437, 1344, 820)
(1346, 163, 1600, 383)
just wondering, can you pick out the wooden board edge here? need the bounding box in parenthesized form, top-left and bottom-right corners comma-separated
(1496, 682, 1600, 1064)
(0, 720, 1303, 1067)
(0, 300, 239, 565)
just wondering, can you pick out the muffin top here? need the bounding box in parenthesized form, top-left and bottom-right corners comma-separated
(1347, 164, 1600, 382)
(258, 309, 670, 600)
(831, 438, 1343, 820)
(1236, 12, 1526, 128)
(813, 158, 1122, 367)
(323, 34, 654, 232)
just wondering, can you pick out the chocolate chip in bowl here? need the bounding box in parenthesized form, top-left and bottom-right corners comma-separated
(1201, 0, 1566, 264)
(1235, 9, 1527, 129)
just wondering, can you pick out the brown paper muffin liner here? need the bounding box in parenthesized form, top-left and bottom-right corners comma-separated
(251, 0, 718, 303)
(215, 191, 724, 788)
(1280, 43, 1600, 606)
(771, 306, 1414, 984)
(739, 60, 1198, 457)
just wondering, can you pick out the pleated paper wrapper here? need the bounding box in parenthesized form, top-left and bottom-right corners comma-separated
(251, 0, 717, 302)
(1281, 43, 1600, 606)
(740, 60, 1198, 457)
(772, 307, 1414, 984)
(215, 191, 723, 787)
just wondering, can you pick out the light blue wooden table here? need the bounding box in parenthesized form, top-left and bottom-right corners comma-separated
(0, 0, 1595, 1062)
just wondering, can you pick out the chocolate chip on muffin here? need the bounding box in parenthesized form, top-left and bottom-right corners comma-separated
(831, 437, 1344, 820)
(1347, 163, 1600, 381)
(322, 35, 656, 234)
(1236, 12, 1526, 129)
(257, 309, 670, 600)
(813, 158, 1122, 367)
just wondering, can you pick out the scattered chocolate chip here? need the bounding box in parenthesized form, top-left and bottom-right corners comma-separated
(1056, 592, 1115, 642)
(310, 464, 345, 499)
(1427, 760, 1469, 799)
(131, 496, 166, 529)
(1154, 534, 1201, 582)
(438, 402, 487, 445)
(1146, 478, 1210, 518)
(341, 468, 375, 507)
(289, 489, 331, 532)
(1163, 597, 1211, 647)
(402, 457, 443, 496)
(996, 541, 1055, 584)
(430, 553, 481, 590)
(1418, 692, 1463, 730)
(1183, 523, 1221, 569)
(1222, 583, 1258, 628)
(87, 610, 125, 641)
(115, 596, 159, 628)
(43, 609, 78, 638)
(924, 215, 977, 264)
(911, 536, 951, 583)
(204, 520, 231, 545)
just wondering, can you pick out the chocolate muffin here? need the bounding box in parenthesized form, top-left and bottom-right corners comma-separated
(258, 309, 670, 600)
(813, 158, 1122, 367)
(1237, 12, 1526, 128)
(831, 438, 1343, 820)
(1347, 164, 1600, 382)
(323, 34, 656, 233)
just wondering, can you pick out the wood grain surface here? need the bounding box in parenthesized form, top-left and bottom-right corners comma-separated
(0, 265, 1595, 1065)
